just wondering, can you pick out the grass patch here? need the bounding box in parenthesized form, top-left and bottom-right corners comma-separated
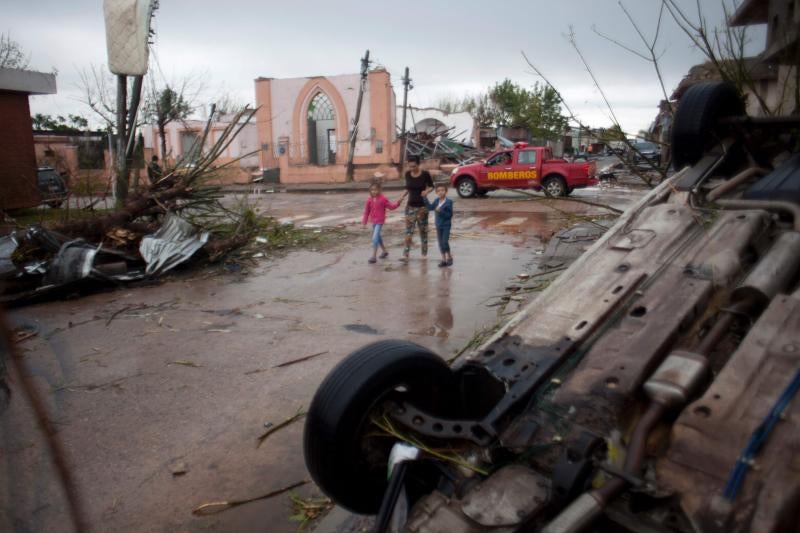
(4, 206, 114, 229)
(288, 494, 333, 532)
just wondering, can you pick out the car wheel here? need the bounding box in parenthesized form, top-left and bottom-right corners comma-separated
(456, 177, 477, 198)
(304, 340, 455, 514)
(671, 81, 744, 170)
(543, 176, 567, 197)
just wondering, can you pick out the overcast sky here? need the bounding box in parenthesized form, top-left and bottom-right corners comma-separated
(8, 0, 765, 134)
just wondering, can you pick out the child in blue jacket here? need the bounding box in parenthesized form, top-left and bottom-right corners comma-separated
(424, 183, 454, 267)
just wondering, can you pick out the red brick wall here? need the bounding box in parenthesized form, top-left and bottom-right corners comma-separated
(0, 90, 40, 210)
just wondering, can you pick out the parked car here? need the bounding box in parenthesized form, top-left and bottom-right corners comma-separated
(37, 167, 68, 208)
(627, 141, 661, 165)
(449, 143, 598, 198)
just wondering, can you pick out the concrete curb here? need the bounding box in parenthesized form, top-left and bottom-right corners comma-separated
(220, 180, 407, 194)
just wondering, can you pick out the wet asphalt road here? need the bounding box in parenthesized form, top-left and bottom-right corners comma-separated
(1, 184, 644, 532)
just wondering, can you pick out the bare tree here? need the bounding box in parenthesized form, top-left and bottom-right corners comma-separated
(521, 48, 663, 187)
(213, 92, 247, 116)
(143, 74, 204, 161)
(77, 65, 122, 130)
(593, 2, 673, 115)
(0, 33, 30, 70)
(663, 0, 773, 114)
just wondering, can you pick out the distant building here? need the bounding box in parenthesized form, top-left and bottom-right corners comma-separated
(141, 116, 259, 185)
(0, 67, 57, 209)
(254, 69, 398, 184)
(33, 130, 113, 192)
(649, 0, 798, 158)
(730, 0, 798, 115)
(669, 0, 797, 118)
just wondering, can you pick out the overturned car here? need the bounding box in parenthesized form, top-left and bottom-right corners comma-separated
(304, 82, 800, 532)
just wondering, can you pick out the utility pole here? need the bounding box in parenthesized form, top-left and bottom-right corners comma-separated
(114, 74, 128, 205)
(346, 49, 370, 182)
(398, 67, 412, 180)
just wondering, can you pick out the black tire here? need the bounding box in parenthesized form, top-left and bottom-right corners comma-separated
(456, 177, 477, 198)
(304, 340, 454, 515)
(671, 81, 744, 170)
(476, 189, 489, 197)
(566, 187, 574, 196)
(542, 175, 567, 197)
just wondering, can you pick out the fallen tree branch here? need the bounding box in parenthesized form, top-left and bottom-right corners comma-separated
(256, 407, 307, 448)
(192, 480, 309, 516)
(273, 351, 329, 369)
(511, 189, 623, 214)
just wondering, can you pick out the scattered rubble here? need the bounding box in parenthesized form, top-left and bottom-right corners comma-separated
(404, 124, 487, 165)
(0, 108, 336, 306)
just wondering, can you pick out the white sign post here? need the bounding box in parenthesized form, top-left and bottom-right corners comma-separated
(103, 0, 155, 203)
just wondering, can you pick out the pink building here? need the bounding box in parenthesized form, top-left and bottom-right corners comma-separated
(141, 115, 260, 185)
(254, 68, 399, 184)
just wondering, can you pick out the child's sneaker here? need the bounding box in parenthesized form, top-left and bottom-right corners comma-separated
(368, 258, 377, 264)
(446, 258, 453, 266)
(438, 261, 447, 268)
(379, 252, 389, 259)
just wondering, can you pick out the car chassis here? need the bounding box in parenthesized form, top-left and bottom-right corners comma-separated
(304, 83, 800, 533)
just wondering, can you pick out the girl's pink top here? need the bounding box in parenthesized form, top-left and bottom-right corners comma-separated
(362, 194, 400, 225)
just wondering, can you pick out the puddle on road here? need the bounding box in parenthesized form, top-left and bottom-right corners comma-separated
(343, 324, 380, 335)
(466, 211, 577, 237)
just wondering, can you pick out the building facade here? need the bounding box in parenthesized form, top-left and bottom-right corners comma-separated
(0, 67, 57, 209)
(730, 0, 799, 116)
(254, 69, 398, 183)
(33, 131, 113, 193)
(141, 116, 260, 185)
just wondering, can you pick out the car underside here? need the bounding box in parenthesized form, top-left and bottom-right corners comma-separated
(304, 82, 800, 532)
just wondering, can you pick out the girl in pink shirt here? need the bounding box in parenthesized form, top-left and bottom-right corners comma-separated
(362, 182, 406, 263)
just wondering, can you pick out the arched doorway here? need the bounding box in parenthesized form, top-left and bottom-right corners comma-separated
(307, 92, 337, 166)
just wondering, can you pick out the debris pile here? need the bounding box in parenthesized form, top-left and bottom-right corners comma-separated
(0, 107, 276, 305)
(403, 125, 486, 165)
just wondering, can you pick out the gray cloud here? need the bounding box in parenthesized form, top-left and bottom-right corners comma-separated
(10, 0, 765, 133)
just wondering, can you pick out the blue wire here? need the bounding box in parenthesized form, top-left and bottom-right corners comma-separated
(723, 368, 800, 500)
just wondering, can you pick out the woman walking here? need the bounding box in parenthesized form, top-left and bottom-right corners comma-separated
(402, 155, 434, 261)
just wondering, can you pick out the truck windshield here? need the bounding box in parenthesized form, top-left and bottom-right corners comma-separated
(487, 152, 512, 165)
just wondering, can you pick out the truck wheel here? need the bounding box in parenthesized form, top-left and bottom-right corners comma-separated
(671, 81, 744, 170)
(543, 176, 567, 197)
(304, 340, 455, 514)
(456, 177, 477, 198)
